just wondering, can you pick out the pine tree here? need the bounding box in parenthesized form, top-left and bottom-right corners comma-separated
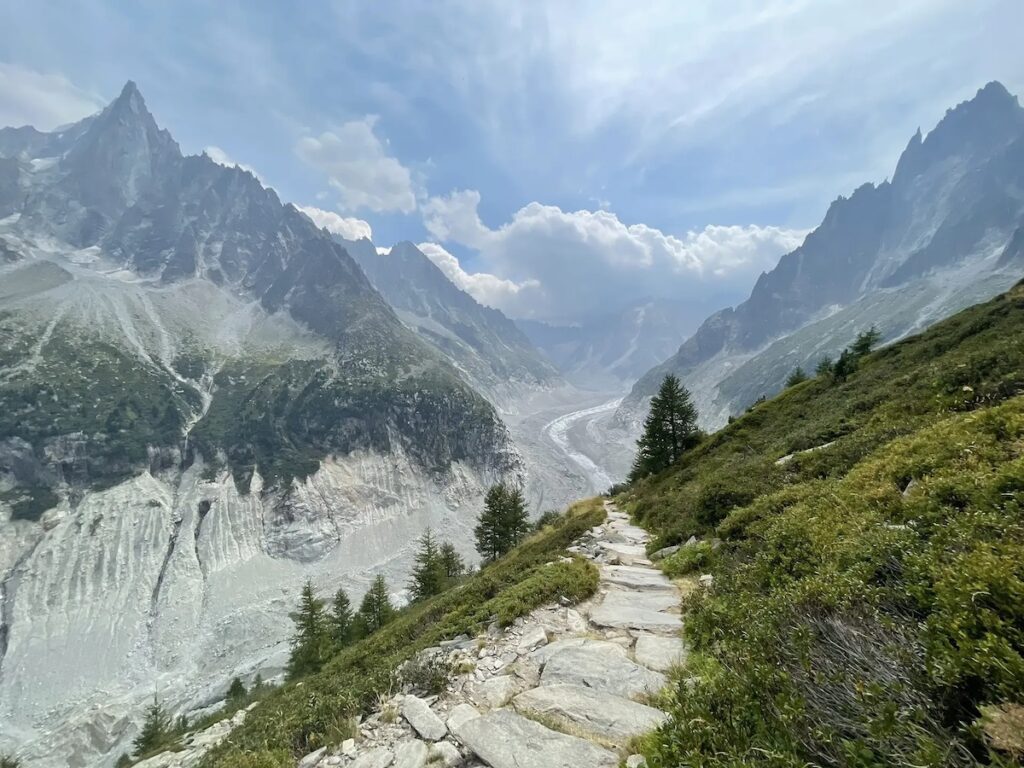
(475, 483, 529, 562)
(408, 528, 446, 602)
(439, 542, 465, 579)
(630, 374, 700, 481)
(287, 580, 330, 679)
(498, 485, 530, 555)
(851, 325, 881, 357)
(133, 697, 173, 757)
(786, 366, 808, 387)
(475, 483, 507, 562)
(354, 575, 396, 637)
(330, 587, 354, 647)
(815, 356, 834, 376)
(251, 673, 265, 692)
(833, 348, 858, 381)
(226, 677, 246, 703)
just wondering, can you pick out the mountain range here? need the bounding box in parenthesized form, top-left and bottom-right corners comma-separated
(0, 82, 534, 766)
(621, 81, 1024, 427)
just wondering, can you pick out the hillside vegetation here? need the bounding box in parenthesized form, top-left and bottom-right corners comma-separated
(618, 282, 1024, 768)
(620, 281, 1024, 765)
(199, 498, 605, 768)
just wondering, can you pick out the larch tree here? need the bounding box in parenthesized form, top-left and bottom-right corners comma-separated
(630, 374, 700, 481)
(354, 574, 396, 636)
(287, 580, 330, 678)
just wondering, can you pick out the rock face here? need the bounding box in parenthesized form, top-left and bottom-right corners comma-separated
(0, 82, 523, 767)
(623, 81, 1024, 428)
(340, 238, 560, 407)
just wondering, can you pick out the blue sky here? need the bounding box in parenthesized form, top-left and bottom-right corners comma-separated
(1, 1, 1022, 324)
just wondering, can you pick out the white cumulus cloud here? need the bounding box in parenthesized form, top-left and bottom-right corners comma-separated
(0, 63, 103, 131)
(295, 117, 417, 213)
(417, 242, 539, 310)
(422, 189, 808, 321)
(297, 205, 373, 241)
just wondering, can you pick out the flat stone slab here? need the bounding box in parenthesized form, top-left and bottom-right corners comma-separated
(446, 702, 480, 732)
(589, 587, 682, 634)
(600, 565, 675, 591)
(532, 637, 625, 665)
(402, 695, 447, 740)
(393, 739, 429, 768)
(513, 683, 669, 746)
(451, 708, 618, 768)
(634, 633, 687, 672)
(540, 639, 666, 699)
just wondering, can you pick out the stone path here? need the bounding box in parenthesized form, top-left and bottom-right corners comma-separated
(139, 501, 687, 768)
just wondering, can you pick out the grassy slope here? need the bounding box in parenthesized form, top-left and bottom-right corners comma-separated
(620, 281, 1024, 766)
(200, 498, 605, 768)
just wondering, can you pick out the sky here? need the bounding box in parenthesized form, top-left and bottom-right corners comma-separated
(1, 1, 1022, 325)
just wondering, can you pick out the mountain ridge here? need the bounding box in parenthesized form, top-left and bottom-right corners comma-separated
(623, 81, 1024, 425)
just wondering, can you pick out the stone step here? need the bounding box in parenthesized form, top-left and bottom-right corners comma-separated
(599, 564, 675, 591)
(512, 683, 669, 746)
(588, 587, 683, 634)
(598, 541, 652, 566)
(634, 633, 687, 672)
(450, 708, 618, 768)
(539, 638, 667, 699)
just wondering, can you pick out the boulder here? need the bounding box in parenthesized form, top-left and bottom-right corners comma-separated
(649, 545, 680, 561)
(466, 674, 521, 709)
(512, 683, 668, 745)
(451, 708, 617, 768)
(516, 624, 548, 654)
(427, 740, 463, 767)
(298, 747, 327, 768)
(401, 695, 447, 741)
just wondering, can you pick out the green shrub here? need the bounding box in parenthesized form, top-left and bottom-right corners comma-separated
(659, 541, 714, 578)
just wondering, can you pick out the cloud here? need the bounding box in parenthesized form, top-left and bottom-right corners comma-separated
(297, 204, 373, 241)
(295, 117, 417, 213)
(417, 242, 539, 310)
(422, 189, 807, 321)
(0, 63, 103, 131)
(205, 145, 266, 183)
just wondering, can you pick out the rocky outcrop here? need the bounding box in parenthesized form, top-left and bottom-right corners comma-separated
(623, 82, 1024, 426)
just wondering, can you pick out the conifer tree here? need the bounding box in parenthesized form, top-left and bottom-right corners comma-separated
(630, 374, 700, 481)
(851, 325, 881, 357)
(475, 483, 530, 562)
(354, 574, 396, 636)
(815, 356, 834, 376)
(226, 677, 246, 703)
(408, 528, 446, 601)
(330, 587, 354, 647)
(133, 697, 173, 757)
(287, 580, 330, 678)
(498, 485, 530, 555)
(833, 348, 858, 381)
(438, 542, 465, 580)
(786, 366, 808, 387)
